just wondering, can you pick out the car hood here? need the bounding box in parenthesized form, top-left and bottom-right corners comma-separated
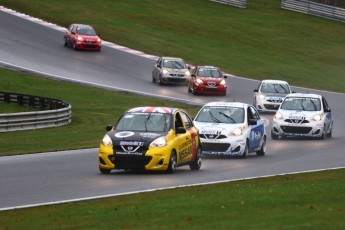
(108, 130, 166, 147)
(197, 77, 223, 82)
(278, 110, 321, 120)
(163, 67, 188, 72)
(194, 121, 243, 134)
(261, 93, 288, 98)
(78, 35, 100, 40)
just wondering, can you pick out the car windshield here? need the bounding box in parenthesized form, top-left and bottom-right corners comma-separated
(115, 113, 171, 132)
(280, 97, 321, 111)
(163, 60, 186, 69)
(260, 83, 290, 94)
(77, 27, 97, 36)
(195, 106, 244, 124)
(197, 68, 221, 78)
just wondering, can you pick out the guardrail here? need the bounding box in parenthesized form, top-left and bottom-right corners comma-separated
(0, 92, 72, 132)
(281, 0, 345, 22)
(210, 0, 247, 8)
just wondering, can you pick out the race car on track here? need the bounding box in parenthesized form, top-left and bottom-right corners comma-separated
(253, 79, 293, 112)
(98, 107, 202, 174)
(64, 24, 101, 51)
(152, 57, 191, 85)
(188, 66, 228, 96)
(193, 102, 267, 158)
(271, 93, 333, 139)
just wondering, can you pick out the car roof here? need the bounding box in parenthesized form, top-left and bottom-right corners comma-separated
(202, 101, 247, 108)
(261, 79, 289, 84)
(126, 107, 179, 114)
(285, 93, 321, 99)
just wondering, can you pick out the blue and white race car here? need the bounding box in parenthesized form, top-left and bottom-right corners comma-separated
(193, 102, 267, 158)
(271, 93, 333, 139)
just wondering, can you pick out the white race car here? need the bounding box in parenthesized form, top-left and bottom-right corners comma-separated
(271, 93, 333, 139)
(253, 79, 293, 112)
(193, 102, 267, 158)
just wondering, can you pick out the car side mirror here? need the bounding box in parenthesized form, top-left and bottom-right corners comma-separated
(325, 108, 331, 112)
(248, 118, 257, 125)
(191, 74, 196, 77)
(106, 124, 113, 131)
(176, 127, 186, 134)
(292, 91, 296, 93)
(254, 89, 258, 92)
(71, 32, 75, 35)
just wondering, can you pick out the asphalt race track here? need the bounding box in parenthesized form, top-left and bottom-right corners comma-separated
(0, 8, 344, 211)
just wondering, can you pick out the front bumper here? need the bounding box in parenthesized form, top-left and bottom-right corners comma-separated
(98, 144, 171, 171)
(76, 41, 101, 50)
(200, 137, 246, 156)
(194, 85, 227, 95)
(272, 120, 324, 138)
(256, 99, 281, 112)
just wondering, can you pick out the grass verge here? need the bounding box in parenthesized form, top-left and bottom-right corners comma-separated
(0, 168, 344, 229)
(1, 0, 345, 93)
(0, 68, 200, 156)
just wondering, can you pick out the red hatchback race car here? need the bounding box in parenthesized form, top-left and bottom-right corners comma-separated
(64, 24, 101, 51)
(188, 66, 228, 96)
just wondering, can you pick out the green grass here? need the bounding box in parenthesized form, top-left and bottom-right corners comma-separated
(0, 68, 200, 156)
(1, 0, 345, 93)
(0, 168, 344, 229)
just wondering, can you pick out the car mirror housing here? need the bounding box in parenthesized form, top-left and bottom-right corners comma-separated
(176, 127, 186, 134)
(248, 118, 257, 126)
(254, 89, 258, 92)
(106, 124, 113, 131)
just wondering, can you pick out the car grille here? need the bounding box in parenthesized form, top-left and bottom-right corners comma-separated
(109, 154, 152, 170)
(281, 126, 312, 134)
(284, 119, 309, 124)
(200, 134, 227, 139)
(166, 78, 187, 83)
(169, 73, 185, 77)
(202, 142, 230, 152)
(82, 44, 99, 48)
(267, 98, 283, 103)
(264, 104, 280, 110)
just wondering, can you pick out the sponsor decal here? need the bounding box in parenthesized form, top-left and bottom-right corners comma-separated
(119, 141, 144, 146)
(200, 130, 221, 135)
(115, 131, 135, 138)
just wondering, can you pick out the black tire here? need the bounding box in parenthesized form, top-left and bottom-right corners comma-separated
(152, 75, 156, 83)
(326, 127, 333, 138)
(319, 125, 326, 140)
(271, 129, 278, 140)
(99, 167, 111, 174)
(167, 150, 177, 173)
(241, 140, 249, 158)
(256, 136, 266, 156)
(189, 146, 202, 170)
(72, 42, 78, 50)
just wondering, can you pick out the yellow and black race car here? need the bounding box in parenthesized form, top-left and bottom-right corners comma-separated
(98, 107, 202, 174)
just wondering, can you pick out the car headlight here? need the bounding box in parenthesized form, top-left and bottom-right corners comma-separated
(196, 78, 203, 84)
(258, 94, 265, 100)
(220, 79, 226, 85)
(77, 36, 83, 41)
(150, 136, 167, 148)
(163, 69, 169, 75)
(274, 112, 284, 120)
(97, 38, 101, 42)
(312, 113, 322, 121)
(185, 70, 191, 76)
(102, 135, 112, 146)
(230, 127, 243, 136)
